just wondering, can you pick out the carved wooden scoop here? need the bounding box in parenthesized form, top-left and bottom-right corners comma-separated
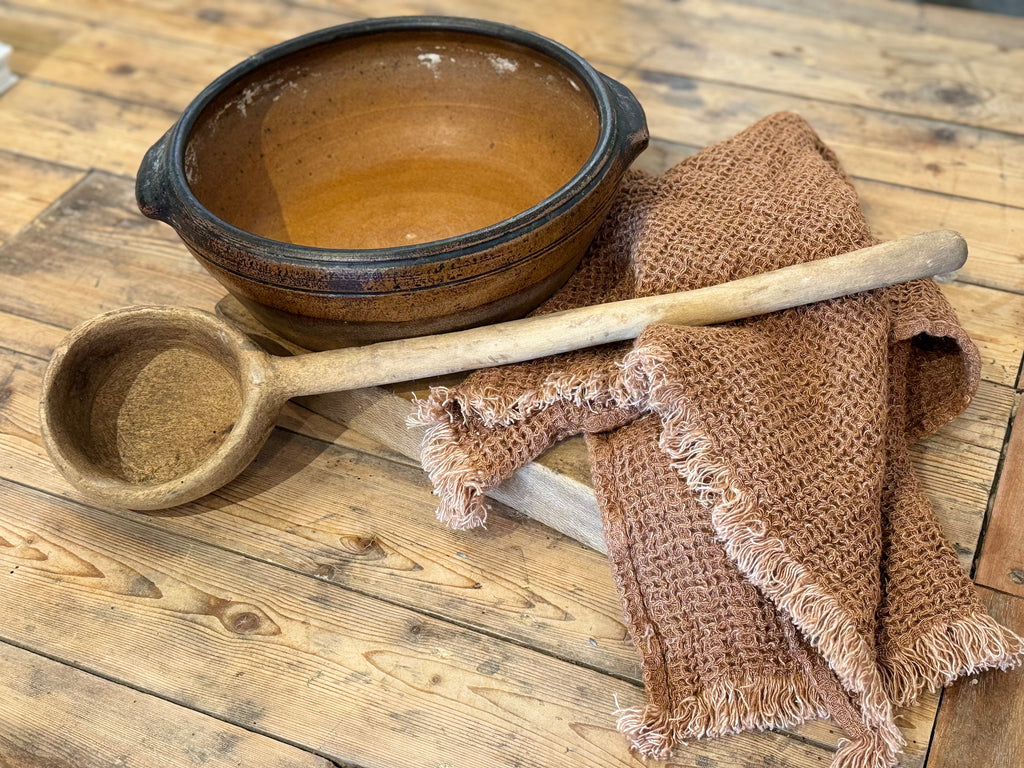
(41, 231, 966, 510)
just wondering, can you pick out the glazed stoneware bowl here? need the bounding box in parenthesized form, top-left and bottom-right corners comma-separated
(137, 16, 648, 349)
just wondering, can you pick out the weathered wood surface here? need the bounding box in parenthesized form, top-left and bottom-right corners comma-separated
(0, 151, 80, 246)
(925, 588, 1024, 768)
(0, 479, 838, 768)
(0, 642, 333, 768)
(636, 139, 1024, 293)
(975, 396, 1024, 597)
(4, 0, 1024, 209)
(0, 292, 985, 764)
(0, 0, 1022, 767)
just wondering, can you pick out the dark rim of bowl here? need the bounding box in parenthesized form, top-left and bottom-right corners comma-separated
(165, 15, 618, 267)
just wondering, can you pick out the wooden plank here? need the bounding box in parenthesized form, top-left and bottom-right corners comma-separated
(925, 587, 1024, 768)
(0, 327, 942, 760)
(0, 320, 982, 766)
(0, 79, 176, 175)
(223, 291, 1009, 576)
(0, 151, 81, 246)
(637, 138, 1024, 295)
(4, 12, 245, 113)
(0, 309, 66, 360)
(923, 380, 1017, 453)
(0, 2, 332, 115)
(0, 172, 223, 327)
(0, 479, 837, 768)
(975, 394, 1024, 596)
(0, 641, 331, 768)
(724, 0, 1024, 51)
(939, 282, 1024, 389)
(3, 171, 1020, 391)
(0, 171, 1011, 676)
(216, 295, 608, 554)
(0, 159, 1010, 551)
(910, 433, 999, 573)
(789, 693, 939, 768)
(289, 0, 1024, 133)
(0, 0, 78, 75)
(856, 180, 1024, 295)
(7, 0, 1024, 214)
(0, 2, 1017, 766)
(3, 0, 349, 54)
(623, 69, 1024, 209)
(0, 346, 642, 682)
(629, 0, 1024, 133)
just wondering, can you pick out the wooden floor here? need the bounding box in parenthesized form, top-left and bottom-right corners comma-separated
(1, 1, 1022, 766)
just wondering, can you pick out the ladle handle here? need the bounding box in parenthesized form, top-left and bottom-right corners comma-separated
(273, 230, 966, 398)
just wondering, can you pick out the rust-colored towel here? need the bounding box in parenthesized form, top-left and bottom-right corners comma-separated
(415, 113, 1023, 767)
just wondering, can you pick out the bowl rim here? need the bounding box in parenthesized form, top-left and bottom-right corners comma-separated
(161, 15, 620, 266)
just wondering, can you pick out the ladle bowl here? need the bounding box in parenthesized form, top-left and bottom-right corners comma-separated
(40, 231, 967, 510)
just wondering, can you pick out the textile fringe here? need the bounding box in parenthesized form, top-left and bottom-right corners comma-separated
(414, 364, 636, 528)
(413, 364, 628, 430)
(413, 390, 490, 530)
(614, 674, 829, 761)
(882, 610, 1024, 706)
(834, 730, 903, 768)
(621, 353, 904, 767)
(416, 341, 1018, 767)
(477, 365, 628, 426)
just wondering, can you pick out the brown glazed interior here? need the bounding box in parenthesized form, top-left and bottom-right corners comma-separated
(184, 29, 600, 250)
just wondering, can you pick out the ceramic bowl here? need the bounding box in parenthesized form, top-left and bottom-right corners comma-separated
(136, 16, 648, 349)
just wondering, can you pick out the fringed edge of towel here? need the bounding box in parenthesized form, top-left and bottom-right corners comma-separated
(834, 729, 906, 768)
(621, 349, 906, 768)
(413, 360, 631, 529)
(613, 675, 829, 760)
(414, 337, 1019, 768)
(414, 389, 493, 530)
(881, 610, 1024, 706)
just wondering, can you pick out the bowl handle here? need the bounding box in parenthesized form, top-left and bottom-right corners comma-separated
(136, 127, 178, 224)
(600, 73, 649, 165)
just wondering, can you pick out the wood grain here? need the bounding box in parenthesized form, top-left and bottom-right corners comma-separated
(0, 1, 1021, 766)
(0, 641, 331, 768)
(3, 174, 1011, 569)
(0, 175, 1008, 678)
(0, 342, 644, 686)
(0, 309, 67, 360)
(3, 171, 1019, 392)
(855, 182, 1024, 295)
(0, 151, 81, 245)
(0, 172, 222, 327)
(220, 294, 1011, 574)
(289, 0, 1024, 133)
(939, 282, 1024, 388)
(0, 314, 940, 761)
(637, 137, 1024, 298)
(0, 479, 838, 768)
(925, 587, 1024, 768)
(0, 79, 176, 176)
(5, 0, 1024, 210)
(631, 0, 1024, 133)
(975, 396, 1024, 596)
(3, 4, 248, 112)
(624, 69, 1024, 209)
(12, 0, 350, 54)
(726, 0, 1024, 50)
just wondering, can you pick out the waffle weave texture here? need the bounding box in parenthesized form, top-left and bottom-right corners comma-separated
(415, 112, 1023, 767)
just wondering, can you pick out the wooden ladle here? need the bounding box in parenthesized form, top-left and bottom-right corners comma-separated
(41, 230, 966, 511)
